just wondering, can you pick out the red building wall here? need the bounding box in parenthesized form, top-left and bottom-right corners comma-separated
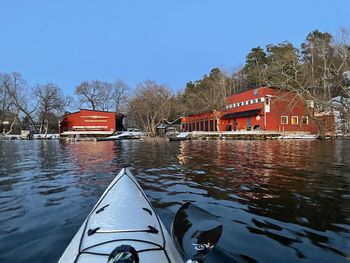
(220, 87, 273, 131)
(181, 112, 220, 132)
(181, 87, 324, 134)
(265, 93, 318, 133)
(60, 109, 118, 133)
(222, 87, 318, 132)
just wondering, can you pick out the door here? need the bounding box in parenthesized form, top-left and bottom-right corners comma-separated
(247, 117, 251, 130)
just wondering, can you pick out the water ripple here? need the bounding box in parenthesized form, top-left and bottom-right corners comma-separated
(0, 140, 350, 262)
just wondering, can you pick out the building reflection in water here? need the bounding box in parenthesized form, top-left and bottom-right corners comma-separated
(1, 139, 350, 263)
(177, 140, 350, 261)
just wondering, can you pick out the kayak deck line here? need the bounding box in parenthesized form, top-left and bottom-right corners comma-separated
(80, 246, 169, 257)
(88, 225, 159, 235)
(81, 238, 163, 253)
(95, 204, 109, 214)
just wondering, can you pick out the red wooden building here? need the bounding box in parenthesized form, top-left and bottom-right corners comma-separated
(59, 109, 124, 136)
(181, 87, 328, 134)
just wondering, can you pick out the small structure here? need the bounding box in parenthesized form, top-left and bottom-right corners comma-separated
(156, 124, 167, 136)
(181, 87, 334, 135)
(59, 109, 124, 138)
(21, 129, 33, 139)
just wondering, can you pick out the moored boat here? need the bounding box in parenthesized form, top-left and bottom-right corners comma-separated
(168, 132, 192, 141)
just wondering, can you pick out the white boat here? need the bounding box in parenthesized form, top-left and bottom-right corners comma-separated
(168, 132, 192, 141)
(59, 167, 222, 263)
(96, 132, 143, 141)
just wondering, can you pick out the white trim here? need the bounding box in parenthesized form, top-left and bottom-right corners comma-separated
(281, 116, 288, 124)
(301, 116, 309, 124)
(225, 97, 266, 109)
(291, 116, 299, 125)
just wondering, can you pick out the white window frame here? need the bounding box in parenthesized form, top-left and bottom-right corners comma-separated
(301, 116, 308, 124)
(281, 116, 288, 124)
(291, 116, 298, 125)
(260, 97, 265, 102)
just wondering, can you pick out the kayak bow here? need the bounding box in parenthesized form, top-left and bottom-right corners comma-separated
(59, 167, 222, 263)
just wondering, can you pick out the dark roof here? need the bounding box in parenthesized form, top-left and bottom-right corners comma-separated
(63, 109, 118, 116)
(221, 109, 262, 119)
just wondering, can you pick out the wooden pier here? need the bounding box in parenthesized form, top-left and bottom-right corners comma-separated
(190, 131, 315, 140)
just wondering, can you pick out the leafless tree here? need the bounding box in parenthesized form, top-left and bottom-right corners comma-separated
(111, 79, 129, 113)
(182, 68, 230, 115)
(0, 72, 37, 132)
(127, 80, 175, 136)
(34, 83, 71, 134)
(76, 80, 112, 111)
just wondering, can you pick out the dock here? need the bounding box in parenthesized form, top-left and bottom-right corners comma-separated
(190, 131, 316, 140)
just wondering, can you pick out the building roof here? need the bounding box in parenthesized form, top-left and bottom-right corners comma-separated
(63, 109, 118, 116)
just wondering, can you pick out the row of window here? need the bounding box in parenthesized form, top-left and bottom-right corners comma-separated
(281, 116, 308, 125)
(226, 97, 265, 110)
(182, 119, 217, 132)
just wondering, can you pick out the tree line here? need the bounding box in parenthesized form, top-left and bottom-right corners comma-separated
(181, 29, 350, 135)
(1, 29, 349, 136)
(0, 74, 130, 135)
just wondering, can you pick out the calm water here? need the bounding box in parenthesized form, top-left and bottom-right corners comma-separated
(0, 140, 350, 263)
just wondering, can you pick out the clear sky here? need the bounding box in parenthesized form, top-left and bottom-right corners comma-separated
(1, 0, 350, 95)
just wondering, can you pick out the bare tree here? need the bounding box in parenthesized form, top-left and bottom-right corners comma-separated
(34, 83, 71, 134)
(75, 80, 111, 111)
(127, 80, 174, 136)
(258, 30, 350, 136)
(111, 79, 129, 113)
(0, 72, 37, 132)
(182, 68, 230, 115)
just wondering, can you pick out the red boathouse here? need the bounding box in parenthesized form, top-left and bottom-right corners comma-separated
(59, 109, 124, 137)
(181, 87, 326, 134)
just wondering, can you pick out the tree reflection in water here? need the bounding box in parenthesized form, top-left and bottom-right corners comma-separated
(0, 140, 349, 263)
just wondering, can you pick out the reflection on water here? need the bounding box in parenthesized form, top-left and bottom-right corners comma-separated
(0, 140, 350, 262)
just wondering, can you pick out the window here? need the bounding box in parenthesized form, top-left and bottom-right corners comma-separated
(281, 116, 288, 124)
(257, 98, 261, 102)
(261, 97, 265, 102)
(306, 100, 314, 108)
(302, 116, 308, 124)
(291, 116, 298, 125)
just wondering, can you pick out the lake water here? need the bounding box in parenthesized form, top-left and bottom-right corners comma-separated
(0, 139, 350, 262)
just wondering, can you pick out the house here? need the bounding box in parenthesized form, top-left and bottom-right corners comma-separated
(59, 109, 124, 137)
(181, 87, 331, 134)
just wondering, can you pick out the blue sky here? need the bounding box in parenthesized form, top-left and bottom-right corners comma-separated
(1, 0, 349, 95)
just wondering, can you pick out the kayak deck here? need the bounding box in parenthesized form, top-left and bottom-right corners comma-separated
(59, 168, 183, 263)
